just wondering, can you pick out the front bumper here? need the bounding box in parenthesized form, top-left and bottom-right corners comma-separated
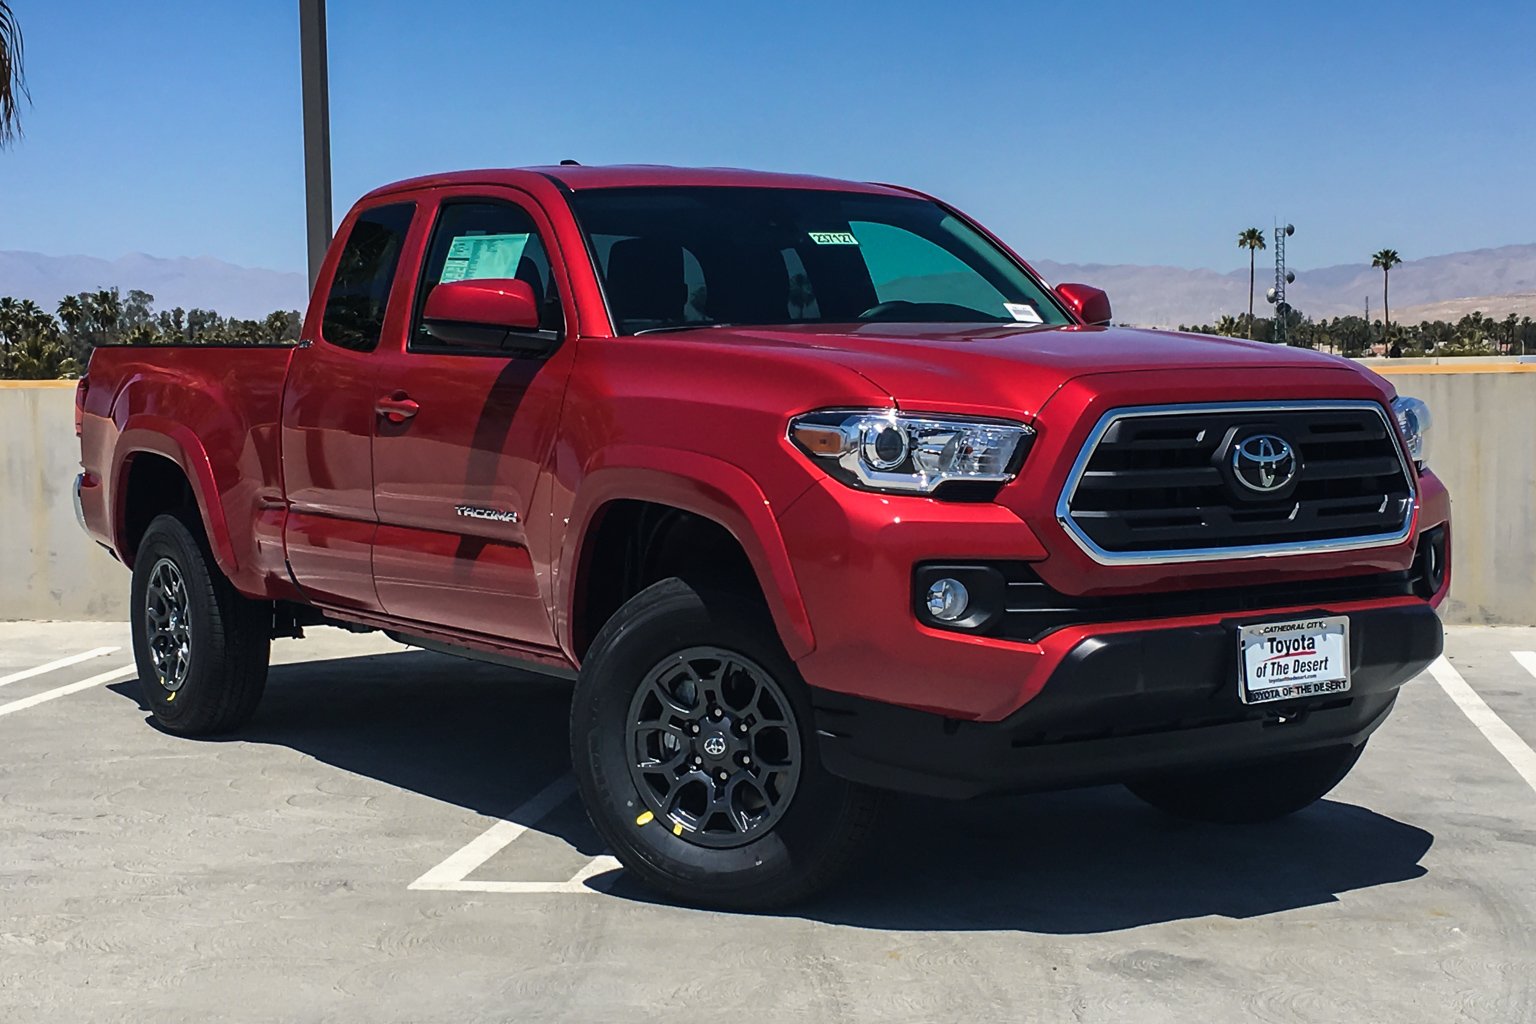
(776, 465, 1451, 721)
(810, 602, 1442, 799)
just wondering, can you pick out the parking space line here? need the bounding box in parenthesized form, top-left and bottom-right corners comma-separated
(0, 647, 120, 689)
(0, 666, 138, 718)
(410, 775, 621, 894)
(1512, 651, 1536, 682)
(1429, 657, 1536, 795)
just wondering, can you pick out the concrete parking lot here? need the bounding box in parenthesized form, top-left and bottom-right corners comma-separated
(2, 622, 1533, 1023)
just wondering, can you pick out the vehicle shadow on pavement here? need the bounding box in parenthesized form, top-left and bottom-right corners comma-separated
(108, 648, 1434, 933)
(108, 648, 607, 857)
(783, 788, 1433, 933)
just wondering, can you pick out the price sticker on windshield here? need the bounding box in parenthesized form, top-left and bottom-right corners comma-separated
(808, 231, 859, 245)
(1238, 616, 1351, 704)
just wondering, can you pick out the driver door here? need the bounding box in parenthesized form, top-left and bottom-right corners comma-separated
(368, 189, 576, 647)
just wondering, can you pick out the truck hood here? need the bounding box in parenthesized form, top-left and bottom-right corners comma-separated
(684, 323, 1372, 419)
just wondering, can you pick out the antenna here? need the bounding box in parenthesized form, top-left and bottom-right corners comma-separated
(1269, 223, 1295, 344)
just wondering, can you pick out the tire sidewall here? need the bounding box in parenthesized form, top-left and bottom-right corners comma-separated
(130, 515, 219, 729)
(572, 581, 859, 901)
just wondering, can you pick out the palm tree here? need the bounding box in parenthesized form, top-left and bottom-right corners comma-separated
(1371, 249, 1402, 348)
(1238, 228, 1267, 338)
(91, 288, 122, 345)
(56, 294, 84, 333)
(0, 2, 26, 148)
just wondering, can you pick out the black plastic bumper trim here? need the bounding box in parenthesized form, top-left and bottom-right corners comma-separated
(812, 602, 1443, 799)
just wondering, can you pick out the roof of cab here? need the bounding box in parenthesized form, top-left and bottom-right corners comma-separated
(360, 164, 913, 202)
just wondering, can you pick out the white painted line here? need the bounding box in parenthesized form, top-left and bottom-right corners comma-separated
(564, 855, 624, 891)
(1512, 651, 1536, 682)
(0, 666, 138, 718)
(410, 775, 585, 891)
(1429, 657, 1536, 795)
(0, 647, 120, 689)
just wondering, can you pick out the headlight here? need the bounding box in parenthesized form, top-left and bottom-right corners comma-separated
(1392, 395, 1432, 467)
(789, 409, 1034, 495)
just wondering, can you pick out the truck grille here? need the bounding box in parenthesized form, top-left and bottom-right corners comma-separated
(1058, 402, 1415, 562)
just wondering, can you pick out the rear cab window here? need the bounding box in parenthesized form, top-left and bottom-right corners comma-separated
(320, 202, 416, 351)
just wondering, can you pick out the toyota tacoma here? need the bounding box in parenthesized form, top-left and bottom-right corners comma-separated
(75, 165, 1449, 908)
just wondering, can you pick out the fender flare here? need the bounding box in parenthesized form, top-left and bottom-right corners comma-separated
(557, 445, 816, 663)
(111, 416, 241, 578)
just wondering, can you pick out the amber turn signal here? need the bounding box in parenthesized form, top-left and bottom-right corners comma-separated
(790, 423, 845, 456)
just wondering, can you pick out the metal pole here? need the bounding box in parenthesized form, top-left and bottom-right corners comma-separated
(299, 0, 333, 292)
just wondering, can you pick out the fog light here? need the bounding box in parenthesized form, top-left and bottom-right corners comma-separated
(926, 577, 969, 621)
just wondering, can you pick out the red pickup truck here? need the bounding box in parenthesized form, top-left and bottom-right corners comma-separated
(76, 165, 1449, 908)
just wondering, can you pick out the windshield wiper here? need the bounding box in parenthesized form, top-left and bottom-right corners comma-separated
(632, 322, 734, 336)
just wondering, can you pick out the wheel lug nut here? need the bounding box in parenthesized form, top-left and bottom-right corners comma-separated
(717, 771, 729, 782)
(737, 723, 748, 734)
(693, 756, 703, 765)
(690, 723, 701, 734)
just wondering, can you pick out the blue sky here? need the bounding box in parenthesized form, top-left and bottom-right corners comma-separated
(1, 0, 1532, 274)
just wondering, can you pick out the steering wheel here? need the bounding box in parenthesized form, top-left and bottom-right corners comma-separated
(857, 300, 915, 321)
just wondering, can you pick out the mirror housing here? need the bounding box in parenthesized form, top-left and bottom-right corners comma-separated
(1055, 282, 1113, 326)
(421, 278, 549, 352)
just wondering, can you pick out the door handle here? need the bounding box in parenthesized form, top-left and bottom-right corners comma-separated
(376, 393, 420, 424)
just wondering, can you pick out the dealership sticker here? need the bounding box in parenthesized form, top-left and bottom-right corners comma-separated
(1004, 302, 1044, 323)
(808, 231, 859, 245)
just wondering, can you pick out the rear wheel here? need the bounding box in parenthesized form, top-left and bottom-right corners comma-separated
(130, 514, 270, 736)
(570, 578, 880, 910)
(1126, 743, 1365, 824)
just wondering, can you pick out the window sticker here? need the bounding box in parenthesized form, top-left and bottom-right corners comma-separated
(1004, 302, 1044, 324)
(439, 232, 531, 284)
(808, 231, 859, 246)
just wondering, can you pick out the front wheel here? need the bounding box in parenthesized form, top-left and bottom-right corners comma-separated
(1125, 743, 1365, 824)
(570, 579, 880, 910)
(130, 513, 271, 736)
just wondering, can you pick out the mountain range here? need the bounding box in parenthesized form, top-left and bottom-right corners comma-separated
(1033, 243, 1536, 327)
(0, 250, 309, 321)
(3, 242, 1535, 329)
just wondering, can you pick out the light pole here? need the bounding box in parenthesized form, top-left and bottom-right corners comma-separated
(299, 0, 333, 293)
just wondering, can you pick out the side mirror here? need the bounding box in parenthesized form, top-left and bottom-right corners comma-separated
(1055, 282, 1112, 326)
(421, 278, 549, 352)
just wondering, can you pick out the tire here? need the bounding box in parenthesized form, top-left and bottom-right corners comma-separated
(570, 578, 881, 910)
(129, 513, 270, 736)
(1125, 743, 1365, 824)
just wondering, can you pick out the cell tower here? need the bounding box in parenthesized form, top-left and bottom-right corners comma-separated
(1265, 222, 1297, 345)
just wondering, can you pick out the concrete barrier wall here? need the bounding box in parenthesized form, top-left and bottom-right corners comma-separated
(2, 383, 129, 620)
(3, 372, 1533, 624)
(1385, 368, 1536, 624)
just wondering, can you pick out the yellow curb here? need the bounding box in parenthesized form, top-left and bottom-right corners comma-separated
(1374, 364, 1536, 375)
(0, 379, 80, 388)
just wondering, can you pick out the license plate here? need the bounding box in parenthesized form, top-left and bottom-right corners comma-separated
(1237, 616, 1351, 705)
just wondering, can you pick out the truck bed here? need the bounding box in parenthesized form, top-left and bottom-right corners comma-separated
(77, 344, 298, 597)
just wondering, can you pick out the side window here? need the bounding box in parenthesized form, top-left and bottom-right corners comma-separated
(320, 202, 415, 351)
(411, 200, 562, 351)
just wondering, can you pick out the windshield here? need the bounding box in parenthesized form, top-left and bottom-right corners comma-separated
(568, 187, 1072, 335)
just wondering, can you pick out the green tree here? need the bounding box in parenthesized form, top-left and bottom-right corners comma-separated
(1238, 228, 1267, 338)
(1371, 249, 1402, 349)
(0, 2, 25, 147)
(91, 288, 123, 345)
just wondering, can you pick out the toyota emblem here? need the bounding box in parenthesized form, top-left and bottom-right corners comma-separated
(1232, 434, 1297, 493)
(703, 736, 728, 757)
